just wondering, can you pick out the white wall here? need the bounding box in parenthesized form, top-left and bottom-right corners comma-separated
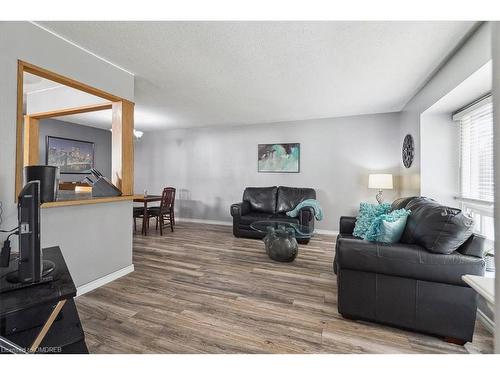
(420, 113, 460, 207)
(400, 22, 492, 196)
(413, 22, 498, 350)
(491, 21, 500, 355)
(0, 22, 135, 289)
(419, 59, 491, 208)
(135, 112, 401, 232)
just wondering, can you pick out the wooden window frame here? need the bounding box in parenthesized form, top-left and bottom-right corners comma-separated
(16, 60, 135, 201)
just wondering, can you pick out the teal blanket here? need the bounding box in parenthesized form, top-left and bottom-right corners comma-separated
(286, 199, 324, 221)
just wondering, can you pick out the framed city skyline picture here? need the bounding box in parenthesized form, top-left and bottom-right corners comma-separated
(258, 143, 300, 173)
(46, 136, 95, 174)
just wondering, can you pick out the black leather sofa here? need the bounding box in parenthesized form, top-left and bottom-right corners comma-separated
(230, 186, 316, 244)
(334, 197, 487, 344)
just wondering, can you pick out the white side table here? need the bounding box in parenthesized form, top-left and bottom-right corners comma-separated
(462, 274, 495, 311)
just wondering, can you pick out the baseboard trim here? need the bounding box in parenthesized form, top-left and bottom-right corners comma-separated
(76, 264, 134, 297)
(315, 229, 339, 236)
(177, 217, 338, 236)
(477, 308, 495, 335)
(177, 217, 232, 226)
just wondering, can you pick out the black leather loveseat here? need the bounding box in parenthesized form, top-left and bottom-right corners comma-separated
(230, 186, 316, 244)
(334, 197, 487, 344)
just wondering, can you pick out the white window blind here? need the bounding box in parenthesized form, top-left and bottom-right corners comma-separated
(455, 97, 493, 203)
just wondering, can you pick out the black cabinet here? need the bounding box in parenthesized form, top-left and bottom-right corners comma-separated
(0, 247, 88, 354)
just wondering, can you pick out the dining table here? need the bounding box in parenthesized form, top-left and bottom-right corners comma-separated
(133, 194, 162, 235)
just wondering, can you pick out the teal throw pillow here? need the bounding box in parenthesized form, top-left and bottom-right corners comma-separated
(352, 202, 391, 238)
(364, 208, 411, 243)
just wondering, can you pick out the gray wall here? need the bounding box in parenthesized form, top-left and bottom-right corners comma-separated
(399, 22, 492, 196)
(0, 22, 134, 291)
(38, 118, 112, 182)
(135, 112, 401, 232)
(41, 201, 132, 288)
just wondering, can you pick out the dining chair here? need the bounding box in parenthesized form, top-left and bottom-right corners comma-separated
(133, 206, 146, 234)
(148, 187, 176, 235)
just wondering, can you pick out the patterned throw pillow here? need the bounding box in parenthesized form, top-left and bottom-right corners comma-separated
(352, 202, 391, 238)
(364, 208, 411, 243)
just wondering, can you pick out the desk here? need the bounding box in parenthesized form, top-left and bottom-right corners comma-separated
(0, 247, 87, 354)
(134, 195, 162, 235)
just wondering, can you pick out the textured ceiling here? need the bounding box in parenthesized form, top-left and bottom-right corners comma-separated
(38, 21, 477, 130)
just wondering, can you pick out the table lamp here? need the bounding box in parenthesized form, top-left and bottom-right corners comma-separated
(368, 174, 393, 204)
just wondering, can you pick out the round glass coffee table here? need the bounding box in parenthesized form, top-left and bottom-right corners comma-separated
(250, 220, 314, 262)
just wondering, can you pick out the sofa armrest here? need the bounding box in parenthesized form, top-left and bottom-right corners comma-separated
(230, 201, 250, 217)
(339, 216, 357, 235)
(299, 207, 315, 225)
(457, 234, 490, 258)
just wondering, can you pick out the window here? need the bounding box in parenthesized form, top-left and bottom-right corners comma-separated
(453, 96, 494, 240)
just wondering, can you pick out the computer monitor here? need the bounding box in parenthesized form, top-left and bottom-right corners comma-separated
(2, 181, 54, 288)
(17, 180, 42, 283)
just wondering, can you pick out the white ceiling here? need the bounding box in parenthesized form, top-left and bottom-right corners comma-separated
(24, 72, 62, 93)
(24, 73, 164, 131)
(424, 61, 491, 115)
(24, 72, 112, 129)
(38, 21, 477, 131)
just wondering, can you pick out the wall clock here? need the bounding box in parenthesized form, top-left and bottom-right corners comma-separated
(402, 134, 414, 168)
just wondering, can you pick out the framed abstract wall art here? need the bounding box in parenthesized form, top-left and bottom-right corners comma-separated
(257, 143, 300, 173)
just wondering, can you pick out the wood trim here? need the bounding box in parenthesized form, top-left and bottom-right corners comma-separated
(41, 195, 141, 209)
(20, 60, 126, 102)
(29, 300, 67, 353)
(122, 101, 134, 195)
(15, 62, 24, 200)
(112, 101, 134, 195)
(28, 102, 113, 120)
(15, 60, 135, 201)
(23, 116, 39, 166)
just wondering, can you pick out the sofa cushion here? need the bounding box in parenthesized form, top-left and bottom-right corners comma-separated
(364, 208, 411, 243)
(336, 237, 485, 286)
(238, 212, 274, 225)
(400, 197, 474, 254)
(391, 196, 418, 211)
(276, 186, 316, 213)
(457, 234, 490, 258)
(243, 186, 278, 213)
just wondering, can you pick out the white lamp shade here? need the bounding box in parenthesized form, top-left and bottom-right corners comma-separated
(368, 174, 393, 190)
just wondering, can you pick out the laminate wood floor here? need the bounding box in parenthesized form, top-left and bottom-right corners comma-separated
(75, 223, 494, 354)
